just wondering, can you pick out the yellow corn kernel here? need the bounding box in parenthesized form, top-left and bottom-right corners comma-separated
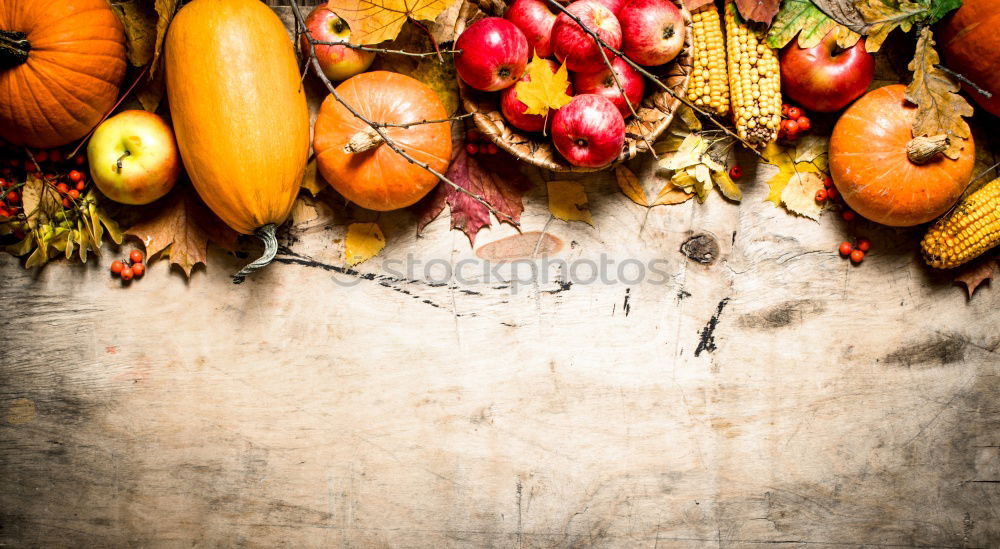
(686, 3, 729, 117)
(922, 177, 1000, 269)
(725, 0, 780, 147)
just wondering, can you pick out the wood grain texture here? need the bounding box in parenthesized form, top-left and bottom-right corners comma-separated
(2, 7, 1000, 548)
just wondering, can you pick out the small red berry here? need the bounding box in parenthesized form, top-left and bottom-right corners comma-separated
(130, 249, 144, 264)
(34, 150, 48, 163)
(841, 210, 856, 222)
(826, 186, 838, 200)
(781, 119, 799, 133)
(781, 103, 790, 117)
(6, 190, 19, 204)
(24, 160, 37, 173)
(74, 155, 85, 166)
(48, 150, 62, 163)
(75, 181, 85, 191)
(850, 249, 864, 263)
(8, 206, 19, 215)
(476, 143, 489, 155)
(839, 241, 853, 256)
(131, 262, 145, 277)
(56, 182, 69, 194)
(466, 129, 480, 142)
(857, 238, 871, 252)
(68, 170, 83, 183)
(815, 189, 827, 203)
(67, 189, 80, 200)
(0, 207, 9, 217)
(120, 266, 134, 281)
(823, 175, 833, 188)
(466, 143, 478, 155)
(729, 165, 743, 179)
(110, 260, 125, 274)
(796, 116, 811, 132)
(787, 107, 803, 120)
(486, 143, 498, 155)
(0, 178, 6, 188)
(62, 197, 71, 208)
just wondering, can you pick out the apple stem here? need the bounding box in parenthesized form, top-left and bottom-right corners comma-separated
(232, 224, 278, 284)
(115, 150, 131, 172)
(0, 29, 30, 68)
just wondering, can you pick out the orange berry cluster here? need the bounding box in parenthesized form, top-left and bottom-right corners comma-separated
(110, 249, 147, 283)
(779, 103, 811, 142)
(839, 237, 871, 264)
(465, 129, 498, 156)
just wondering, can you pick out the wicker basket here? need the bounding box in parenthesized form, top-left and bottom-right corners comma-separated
(455, 0, 694, 173)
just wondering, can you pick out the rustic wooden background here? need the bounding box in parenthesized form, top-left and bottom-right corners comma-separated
(2, 3, 1000, 548)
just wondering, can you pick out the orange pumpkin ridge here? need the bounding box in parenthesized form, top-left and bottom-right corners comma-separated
(829, 85, 974, 227)
(0, 0, 126, 148)
(314, 71, 453, 212)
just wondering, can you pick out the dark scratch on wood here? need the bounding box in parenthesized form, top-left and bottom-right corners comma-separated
(695, 298, 730, 357)
(623, 288, 631, 317)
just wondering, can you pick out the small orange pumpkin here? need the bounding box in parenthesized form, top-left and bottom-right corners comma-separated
(829, 85, 974, 227)
(313, 71, 452, 211)
(0, 0, 126, 148)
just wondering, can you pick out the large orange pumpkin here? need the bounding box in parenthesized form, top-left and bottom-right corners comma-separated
(165, 0, 310, 282)
(829, 85, 974, 227)
(0, 0, 126, 148)
(313, 71, 452, 211)
(938, 0, 1000, 117)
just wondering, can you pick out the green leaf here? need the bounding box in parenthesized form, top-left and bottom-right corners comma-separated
(767, 0, 837, 49)
(925, 0, 962, 24)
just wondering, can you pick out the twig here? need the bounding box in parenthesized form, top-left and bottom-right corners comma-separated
(313, 40, 461, 58)
(374, 113, 475, 128)
(934, 63, 993, 98)
(289, 0, 519, 228)
(541, 0, 762, 156)
(409, 18, 445, 62)
(593, 45, 657, 158)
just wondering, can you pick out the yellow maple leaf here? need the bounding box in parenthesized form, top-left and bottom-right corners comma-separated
(547, 180, 593, 225)
(762, 138, 826, 208)
(515, 54, 573, 117)
(781, 172, 825, 220)
(345, 222, 385, 266)
(328, 0, 454, 45)
(299, 158, 326, 197)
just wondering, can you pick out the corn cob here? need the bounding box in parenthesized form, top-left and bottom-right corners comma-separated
(724, 0, 781, 147)
(921, 177, 1000, 269)
(687, 3, 729, 117)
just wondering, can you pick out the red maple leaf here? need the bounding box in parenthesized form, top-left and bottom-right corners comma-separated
(415, 147, 533, 246)
(735, 0, 780, 25)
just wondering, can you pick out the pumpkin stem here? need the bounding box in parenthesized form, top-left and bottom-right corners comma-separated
(906, 135, 949, 164)
(0, 29, 30, 68)
(343, 127, 384, 154)
(232, 224, 278, 284)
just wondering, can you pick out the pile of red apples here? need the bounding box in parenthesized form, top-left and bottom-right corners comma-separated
(455, 0, 685, 168)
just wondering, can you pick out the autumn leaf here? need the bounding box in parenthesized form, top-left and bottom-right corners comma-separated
(151, 0, 178, 74)
(854, 0, 960, 52)
(682, 0, 715, 11)
(345, 222, 385, 266)
(416, 147, 532, 245)
(656, 132, 738, 203)
(767, 0, 860, 49)
(734, 0, 780, 25)
(300, 158, 326, 197)
(515, 54, 572, 117)
(762, 137, 828, 218)
(954, 256, 997, 298)
(547, 180, 593, 225)
(125, 185, 238, 277)
(113, 0, 157, 66)
(327, 0, 455, 45)
(615, 165, 693, 207)
(905, 27, 972, 160)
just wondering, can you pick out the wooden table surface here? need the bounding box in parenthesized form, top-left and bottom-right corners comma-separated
(3, 7, 1000, 548)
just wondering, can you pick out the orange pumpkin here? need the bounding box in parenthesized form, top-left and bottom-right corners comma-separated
(938, 0, 1000, 117)
(314, 71, 452, 211)
(829, 85, 974, 227)
(0, 0, 126, 148)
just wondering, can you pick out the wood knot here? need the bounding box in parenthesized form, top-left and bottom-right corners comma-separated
(680, 233, 719, 265)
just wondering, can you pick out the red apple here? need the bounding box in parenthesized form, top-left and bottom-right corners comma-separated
(551, 1, 622, 73)
(505, 0, 558, 58)
(301, 3, 375, 81)
(571, 55, 645, 119)
(592, 0, 627, 15)
(617, 0, 685, 66)
(501, 59, 573, 132)
(551, 94, 625, 168)
(455, 18, 531, 92)
(780, 31, 875, 112)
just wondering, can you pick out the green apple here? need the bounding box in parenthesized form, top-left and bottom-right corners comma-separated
(87, 110, 179, 205)
(301, 4, 375, 81)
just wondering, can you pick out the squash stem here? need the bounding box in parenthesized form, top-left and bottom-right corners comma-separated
(232, 223, 278, 284)
(0, 30, 30, 68)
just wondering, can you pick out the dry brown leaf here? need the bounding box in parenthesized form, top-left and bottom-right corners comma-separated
(653, 182, 695, 206)
(954, 257, 997, 298)
(615, 166, 648, 207)
(905, 26, 973, 160)
(734, 0, 780, 25)
(125, 185, 238, 277)
(327, 0, 455, 45)
(113, 0, 157, 67)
